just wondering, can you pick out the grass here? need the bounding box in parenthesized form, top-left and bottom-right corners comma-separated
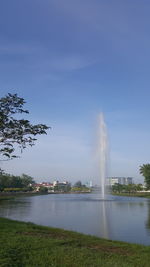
(0, 192, 48, 201)
(0, 195, 15, 201)
(112, 192, 150, 198)
(0, 218, 150, 266)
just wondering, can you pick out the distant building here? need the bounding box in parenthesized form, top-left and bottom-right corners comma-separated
(33, 182, 53, 192)
(53, 180, 59, 186)
(85, 181, 93, 188)
(108, 177, 133, 186)
(53, 180, 69, 186)
(33, 180, 69, 192)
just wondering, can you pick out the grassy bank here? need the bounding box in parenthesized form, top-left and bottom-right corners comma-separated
(0, 218, 150, 266)
(112, 192, 150, 198)
(0, 192, 48, 201)
(0, 191, 92, 201)
(0, 195, 15, 201)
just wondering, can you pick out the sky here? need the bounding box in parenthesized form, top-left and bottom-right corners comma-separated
(1, 0, 150, 184)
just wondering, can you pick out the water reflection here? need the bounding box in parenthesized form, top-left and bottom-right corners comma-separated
(0, 198, 31, 219)
(100, 201, 109, 239)
(145, 200, 150, 234)
(0, 194, 150, 245)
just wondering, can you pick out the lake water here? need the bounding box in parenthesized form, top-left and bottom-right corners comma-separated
(0, 193, 150, 245)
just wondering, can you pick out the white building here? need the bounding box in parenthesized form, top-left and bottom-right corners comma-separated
(108, 177, 133, 186)
(85, 181, 93, 188)
(53, 180, 59, 186)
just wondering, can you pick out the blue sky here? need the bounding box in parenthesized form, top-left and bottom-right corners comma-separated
(1, 0, 150, 184)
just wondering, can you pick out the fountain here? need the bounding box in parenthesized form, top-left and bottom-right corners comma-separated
(98, 113, 108, 198)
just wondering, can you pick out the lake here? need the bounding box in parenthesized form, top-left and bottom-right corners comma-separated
(0, 193, 150, 245)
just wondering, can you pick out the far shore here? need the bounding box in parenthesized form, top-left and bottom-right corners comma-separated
(1, 190, 150, 201)
(112, 192, 150, 198)
(0, 190, 92, 200)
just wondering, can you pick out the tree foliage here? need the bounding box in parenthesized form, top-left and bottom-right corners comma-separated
(54, 183, 71, 192)
(0, 172, 35, 191)
(74, 181, 82, 188)
(0, 93, 49, 160)
(140, 164, 150, 189)
(20, 173, 35, 186)
(112, 183, 143, 194)
(39, 186, 48, 193)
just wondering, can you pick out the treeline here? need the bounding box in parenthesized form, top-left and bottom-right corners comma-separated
(71, 181, 91, 192)
(0, 173, 35, 192)
(0, 174, 91, 194)
(112, 183, 144, 194)
(43, 181, 91, 193)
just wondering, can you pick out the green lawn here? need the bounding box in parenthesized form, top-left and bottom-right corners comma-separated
(0, 218, 150, 266)
(0, 195, 15, 201)
(112, 192, 150, 198)
(0, 192, 47, 201)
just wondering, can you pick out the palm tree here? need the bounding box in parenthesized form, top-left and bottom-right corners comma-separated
(139, 164, 150, 189)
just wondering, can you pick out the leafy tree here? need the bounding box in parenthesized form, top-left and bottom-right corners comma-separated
(64, 183, 71, 192)
(0, 172, 35, 191)
(136, 184, 143, 191)
(0, 173, 11, 191)
(54, 183, 71, 192)
(39, 186, 48, 193)
(10, 176, 22, 188)
(20, 173, 35, 187)
(0, 93, 49, 160)
(140, 164, 150, 189)
(74, 181, 82, 188)
(112, 183, 123, 193)
(125, 184, 136, 194)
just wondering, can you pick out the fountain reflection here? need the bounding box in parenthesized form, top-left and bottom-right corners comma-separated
(100, 200, 109, 239)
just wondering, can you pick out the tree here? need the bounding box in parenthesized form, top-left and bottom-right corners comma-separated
(112, 183, 123, 193)
(39, 186, 48, 193)
(139, 164, 150, 189)
(0, 93, 49, 160)
(21, 173, 35, 187)
(125, 184, 136, 194)
(54, 183, 71, 193)
(0, 173, 11, 191)
(136, 183, 143, 192)
(0, 172, 35, 191)
(74, 181, 82, 188)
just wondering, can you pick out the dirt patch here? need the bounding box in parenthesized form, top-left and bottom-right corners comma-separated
(18, 231, 133, 256)
(88, 244, 132, 256)
(18, 231, 67, 240)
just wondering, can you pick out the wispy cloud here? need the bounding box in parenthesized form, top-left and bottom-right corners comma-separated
(0, 40, 96, 72)
(47, 54, 96, 71)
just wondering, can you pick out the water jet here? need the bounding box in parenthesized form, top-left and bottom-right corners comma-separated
(98, 113, 108, 198)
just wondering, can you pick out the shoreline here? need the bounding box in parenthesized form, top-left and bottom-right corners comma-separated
(0, 191, 92, 201)
(112, 192, 150, 198)
(1, 191, 150, 203)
